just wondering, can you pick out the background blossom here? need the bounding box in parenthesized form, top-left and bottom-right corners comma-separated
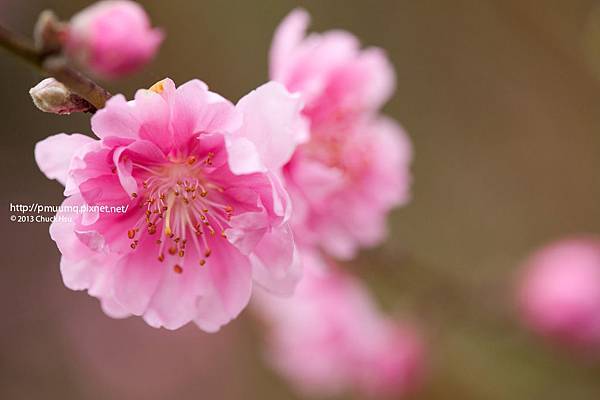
(64, 0, 163, 78)
(518, 237, 600, 351)
(255, 250, 424, 397)
(270, 9, 412, 259)
(270, 8, 395, 132)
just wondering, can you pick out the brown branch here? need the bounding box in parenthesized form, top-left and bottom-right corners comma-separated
(43, 56, 110, 110)
(0, 23, 110, 110)
(0, 24, 41, 65)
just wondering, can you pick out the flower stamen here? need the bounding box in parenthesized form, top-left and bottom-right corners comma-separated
(125, 155, 231, 272)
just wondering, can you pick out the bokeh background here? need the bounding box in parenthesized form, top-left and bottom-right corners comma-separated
(2, 0, 600, 399)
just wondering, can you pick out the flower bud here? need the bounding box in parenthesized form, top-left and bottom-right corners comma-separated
(33, 10, 64, 53)
(29, 78, 93, 114)
(64, 1, 163, 78)
(517, 237, 600, 352)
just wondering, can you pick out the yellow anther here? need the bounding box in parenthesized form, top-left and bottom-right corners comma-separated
(149, 79, 166, 94)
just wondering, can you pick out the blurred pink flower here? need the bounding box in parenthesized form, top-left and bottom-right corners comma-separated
(284, 117, 412, 259)
(255, 250, 424, 397)
(270, 9, 412, 259)
(35, 78, 305, 332)
(518, 237, 600, 351)
(64, 0, 163, 78)
(270, 8, 395, 132)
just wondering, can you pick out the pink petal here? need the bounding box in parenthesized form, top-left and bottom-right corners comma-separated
(229, 81, 307, 174)
(171, 79, 240, 148)
(225, 137, 265, 174)
(112, 147, 137, 197)
(112, 139, 166, 197)
(116, 138, 167, 163)
(91, 94, 140, 140)
(316, 222, 361, 260)
(60, 251, 115, 297)
(269, 8, 310, 81)
(35, 133, 94, 185)
(64, 141, 113, 196)
(50, 195, 101, 261)
(354, 48, 396, 112)
(194, 238, 253, 332)
(78, 174, 130, 207)
(131, 88, 171, 151)
(112, 242, 166, 316)
(61, 253, 131, 320)
(288, 157, 345, 204)
(100, 297, 131, 319)
(361, 117, 412, 207)
(142, 253, 208, 330)
(251, 224, 302, 296)
(171, 79, 209, 145)
(227, 209, 269, 254)
(265, 172, 292, 220)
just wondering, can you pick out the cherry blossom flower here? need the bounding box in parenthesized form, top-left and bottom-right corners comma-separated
(284, 117, 412, 259)
(270, 8, 395, 132)
(255, 250, 424, 397)
(270, 9, 413, 259)
(518, 236, 600, 351)
(64, 1, 163, 78)
(35, 78, 305, 331)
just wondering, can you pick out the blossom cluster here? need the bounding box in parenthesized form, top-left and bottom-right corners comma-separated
(30, 1, 420, 398)
(26, 0, 600, 397)
(253, 9, 422, 397)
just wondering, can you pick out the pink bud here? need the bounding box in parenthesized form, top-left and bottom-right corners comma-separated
(64, 1, 163, 78)
(517, 237, 600, 352)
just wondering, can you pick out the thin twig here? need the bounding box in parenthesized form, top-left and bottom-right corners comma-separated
(43, 56, 110, 110)
(0, 25, 41, 64)
(0, 23, 110, 110)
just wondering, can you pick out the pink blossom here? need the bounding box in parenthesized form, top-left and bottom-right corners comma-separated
(35, 78, 305, 332)
(270, 9, 412, 259)
(517, 237, 600, 351)
(64, 1, 163, 78)
(270, 8, 395, 132)
(255, 250, 424, 397)
(284, 117, 412, 259)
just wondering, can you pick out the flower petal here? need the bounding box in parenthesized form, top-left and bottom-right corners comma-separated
(194, 238, 252, 332)
(229, 81, 307, 174)
(50, 195, 103, 261)
(112, 242, 166, 316)
(35, 133, 94, 185)
(91, 94, 140, 139)
(225, 136, 265, 174)
(251, 224, 301, 296)
(142, 257, 207, 330)
(269, 8, 310, 81)
(131, 88, 171, 151)
(171, 79, 240, 148)
(112, 139, 166, 197)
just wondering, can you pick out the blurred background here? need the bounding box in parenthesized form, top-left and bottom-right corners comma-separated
(2, 0, 600, 399)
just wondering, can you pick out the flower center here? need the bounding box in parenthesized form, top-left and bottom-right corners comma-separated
(126, 152, 233, 273)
